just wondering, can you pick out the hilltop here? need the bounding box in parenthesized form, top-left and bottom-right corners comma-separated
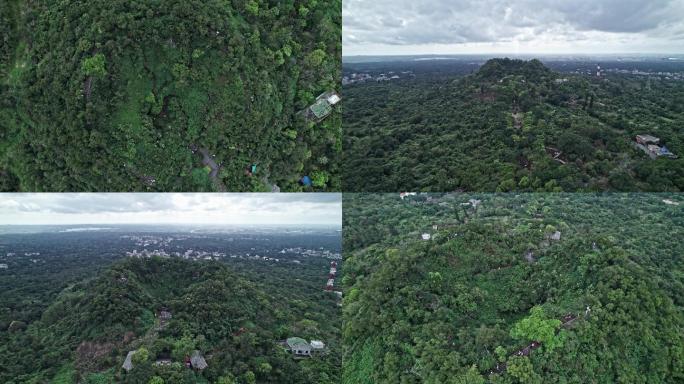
(0, 0, 341, 192)
(343, 58, 684, 192)
(474, 58, 552, 82)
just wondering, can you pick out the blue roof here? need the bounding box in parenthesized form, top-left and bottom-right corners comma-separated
(301, 176, 312, 186)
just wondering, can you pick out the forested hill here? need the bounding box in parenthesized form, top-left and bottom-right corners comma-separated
(343, 58, 684, 192)
(0, 0, 341, 191)
(342, 193, 684, 383)
(1, 257, 339, 383)
(474, 58, 552, 82)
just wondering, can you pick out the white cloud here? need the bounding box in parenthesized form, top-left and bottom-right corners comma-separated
(0, 193, 341, 226)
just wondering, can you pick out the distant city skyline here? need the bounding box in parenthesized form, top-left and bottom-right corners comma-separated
(0, 193, 342, 226)
(344, 0, 684, 56)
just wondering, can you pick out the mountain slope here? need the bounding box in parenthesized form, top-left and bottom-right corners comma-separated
(342, 193, 684, 383)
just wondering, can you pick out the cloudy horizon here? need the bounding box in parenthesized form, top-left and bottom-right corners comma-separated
(0, 194, 342, 227)
(343, 0, 684, 56)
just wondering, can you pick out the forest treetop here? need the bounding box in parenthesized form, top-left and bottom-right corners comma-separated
(0, 0, 341, 192)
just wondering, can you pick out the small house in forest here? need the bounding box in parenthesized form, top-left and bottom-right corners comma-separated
(157, 308, 172, 330)
(524, 251, 535, 263)
(306, 91, 341, 121)
(636, 134, 660, 145)
(154, 358, 172, 366)
(549, 231, 561, 241)
(422, 233, 431, 240)
(190, 350, 208, 370)
(326, 92, 341, 105)
(122, 351, 135, 372)
(400, 192, 417, 200)
(635, 134, 677, 159)
(310, 340, 326, 354)
(159, 309, 172, 320)
(310, 99, 332, 119)
(286, 337, 312, 356)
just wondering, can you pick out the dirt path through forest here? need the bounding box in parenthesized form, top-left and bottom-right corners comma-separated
(195, 146, 226, 192)
(512, 111, 524, 129)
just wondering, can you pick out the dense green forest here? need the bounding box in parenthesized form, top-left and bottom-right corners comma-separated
(343, 58, 684, 192)
(1, 256, 340, 383)
(343, 193, 684, 383)
(0, 0, 341, 191)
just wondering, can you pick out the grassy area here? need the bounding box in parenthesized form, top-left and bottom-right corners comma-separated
(52, 364, 76, 384)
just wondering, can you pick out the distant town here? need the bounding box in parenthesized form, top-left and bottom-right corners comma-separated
(342, 70, 414, 85)
(122, 234, 341, 263)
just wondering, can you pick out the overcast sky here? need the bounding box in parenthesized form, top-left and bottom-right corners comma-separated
(343, 0, 684, 56)
(0, 194, 342, 226)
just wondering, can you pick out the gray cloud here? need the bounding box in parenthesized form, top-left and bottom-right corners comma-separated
(555, 0, 674, 33)
(344, 0, 684, 54)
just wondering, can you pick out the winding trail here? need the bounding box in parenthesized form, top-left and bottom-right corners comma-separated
(512, 111, 524, 129)
(511, 101, 523, 130)
(191, 145, 226, 192)
(198, 148, 220, 179)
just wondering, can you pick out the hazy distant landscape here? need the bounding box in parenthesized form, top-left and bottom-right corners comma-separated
(0, 225, 341, 383)
(343, 54, 684, 78)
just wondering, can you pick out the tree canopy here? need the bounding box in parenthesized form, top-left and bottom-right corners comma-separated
(342, 193, 684, 383)
(0, 0, 341, 191)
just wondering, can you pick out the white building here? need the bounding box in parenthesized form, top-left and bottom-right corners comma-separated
(310, 340, 325, 354)
(400, 192, 417, 200)
(327, 93, 341, 105)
